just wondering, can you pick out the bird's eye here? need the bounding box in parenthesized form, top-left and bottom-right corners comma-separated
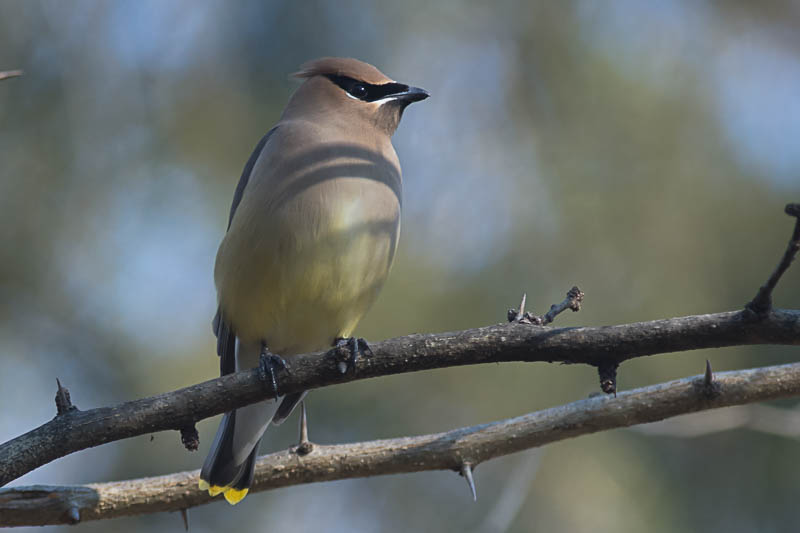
(350, 84, 368, 98)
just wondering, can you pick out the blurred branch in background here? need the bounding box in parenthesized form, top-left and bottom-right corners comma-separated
(0, 69, 23, 81)
(631, 403, 800, 440)
(478, 451, 542, 533)
(3, 362, 800, 527)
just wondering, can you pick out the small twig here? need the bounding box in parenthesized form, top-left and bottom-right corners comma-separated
(54, 379, 77, 416)
(746, 203, 800, 315)
(179, 508, 189, 531)
(0, 70, 23, 81)
(508, 286, 584, 325)
(538, 286, 584, 325)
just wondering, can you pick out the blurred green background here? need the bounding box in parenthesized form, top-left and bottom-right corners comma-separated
(1, 1, 799, 531)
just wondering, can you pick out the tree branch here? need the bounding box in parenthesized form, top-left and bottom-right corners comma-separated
(2, 362, 800, 526)
(0, 70, 23, 81)
(1, 308, 798, 487)
(747, 203, 800, 314)
(0, 203, 798, 526)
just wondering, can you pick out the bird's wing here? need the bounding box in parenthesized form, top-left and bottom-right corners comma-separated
(226, 126, 279, 230)
(212, 310, 236, 374)
(213, 126, 278, 373)
(272, 390, 308, 425)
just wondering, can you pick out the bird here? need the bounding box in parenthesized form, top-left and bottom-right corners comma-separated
(198, 57, 429, 505)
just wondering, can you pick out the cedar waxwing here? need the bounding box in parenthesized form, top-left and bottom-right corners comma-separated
(199, 58, 429, 504)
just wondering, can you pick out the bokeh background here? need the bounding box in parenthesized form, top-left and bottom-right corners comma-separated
(2, 1, 800, 531)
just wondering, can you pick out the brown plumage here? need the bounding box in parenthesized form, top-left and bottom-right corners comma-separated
(199, 58, 428, 505)
(293, 57, 393, 85)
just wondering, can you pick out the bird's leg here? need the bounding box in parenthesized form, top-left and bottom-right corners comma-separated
(333, 336, 373, 374)
(258, 342, 287, 398)
(293, 401, 314, 455)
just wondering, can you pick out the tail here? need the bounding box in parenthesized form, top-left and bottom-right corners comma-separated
(199, 399, 280, 504)
(200, 322, 280, 505)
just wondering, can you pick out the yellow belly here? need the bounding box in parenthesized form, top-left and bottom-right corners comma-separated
(215, 177, 400, 356)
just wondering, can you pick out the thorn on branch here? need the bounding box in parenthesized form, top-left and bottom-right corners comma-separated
(459, 462, 477, 501)
(598, 361, 619, 396)
(54, 379, 77, 416)
(293, 401, 314, 455)
(508, 293, 529, 322)
(508, 286, 584, 326)
(65, 506, 80, 525)
(702, 359, 720, 399)
(179, 425, 199, 452)
(746, 203, 800, 316)
(179, 508, 189, 531)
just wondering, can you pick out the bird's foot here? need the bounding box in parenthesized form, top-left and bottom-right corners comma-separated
(333, 336, 372, 374)
(258, 343, 288, 397)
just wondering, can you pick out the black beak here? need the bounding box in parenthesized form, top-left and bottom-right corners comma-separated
(392, 85, 430, 103)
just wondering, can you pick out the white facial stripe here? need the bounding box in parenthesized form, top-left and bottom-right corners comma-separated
(347, 94, 400, 106)
(372, 96, 400, 106)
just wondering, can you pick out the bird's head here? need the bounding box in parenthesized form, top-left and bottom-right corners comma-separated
(288, 57, 429, 135)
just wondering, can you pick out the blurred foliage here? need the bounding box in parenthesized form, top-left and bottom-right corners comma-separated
(1, 1, 799, 532)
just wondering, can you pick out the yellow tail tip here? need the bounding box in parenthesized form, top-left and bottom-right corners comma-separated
(198, 477, 248, 503)
(208, 485, 226, 497)
(200, 481, 227, 497)
(223, 487, 249, 505)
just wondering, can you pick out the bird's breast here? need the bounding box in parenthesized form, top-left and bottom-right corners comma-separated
(216, 174, 400, 354)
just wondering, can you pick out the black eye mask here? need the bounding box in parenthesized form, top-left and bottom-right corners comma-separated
(326, 75, 410, 103)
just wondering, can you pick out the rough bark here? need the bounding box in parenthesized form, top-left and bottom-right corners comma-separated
(0, 203, 797, 526)
(2, 362, 799, 526)
(1, 308, 798, 487)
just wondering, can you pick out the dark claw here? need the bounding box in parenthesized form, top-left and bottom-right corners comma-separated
(258, 344, 287, 397)
(334, 337, 372, 374)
